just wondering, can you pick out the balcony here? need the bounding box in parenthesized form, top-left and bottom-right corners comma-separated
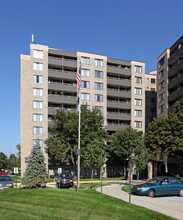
(48, 57, 77, 68)
(107, 66, 131, 76)
(168, 73, 183, 90)
(169, 46, 183, 65)
(107, 77, 131, 87)
(107, 100, 131, 109)
(48, 82, 77, 93)
(107, 88, 131, 98)
(48, 69, 76, 80)
(168, 59, 183, 78)
(106, 124, 129, 132)
(48, 107, 76, 115)
(48, 94, 77, 105)
(107, 112, 131, 120)
(168, 85, 183, 103)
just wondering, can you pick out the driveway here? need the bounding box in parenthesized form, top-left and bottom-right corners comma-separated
(96, 183, 183, 220)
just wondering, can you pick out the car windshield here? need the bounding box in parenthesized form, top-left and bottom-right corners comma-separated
(59, 173, 71, 178)
(146, 178, 159, 184)
(0, 176, 12, 181)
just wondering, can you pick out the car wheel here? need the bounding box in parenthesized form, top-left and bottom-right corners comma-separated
(178, 188, 183, 197)
(147, 189, 155, 198)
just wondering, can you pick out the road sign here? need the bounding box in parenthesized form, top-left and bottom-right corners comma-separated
(58, 168, 62, 174)
(14, 167, 18, 174)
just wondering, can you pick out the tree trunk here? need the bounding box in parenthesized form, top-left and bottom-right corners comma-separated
(71, 151, 75, 167)
(163, 155, 168, 173)
(137, 170, 139, 183)
(147, 161, 153, 180)
(91, 168, 93, 184)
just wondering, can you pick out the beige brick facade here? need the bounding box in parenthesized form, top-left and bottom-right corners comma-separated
(21, 44, 48, 176)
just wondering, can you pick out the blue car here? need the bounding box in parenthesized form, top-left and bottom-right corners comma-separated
(0, 175, 14, 189)
(131, 176, 183, 197)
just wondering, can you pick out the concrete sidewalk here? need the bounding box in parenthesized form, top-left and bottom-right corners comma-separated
(96, 184, 183, 220)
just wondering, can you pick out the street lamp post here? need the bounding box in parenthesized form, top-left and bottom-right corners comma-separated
(129, 160, 132, 203)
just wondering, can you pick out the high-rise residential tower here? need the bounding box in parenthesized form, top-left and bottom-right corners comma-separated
(21, 43, 151, 176)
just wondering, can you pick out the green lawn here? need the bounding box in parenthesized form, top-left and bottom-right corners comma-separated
(122, 185, 133, 193)
(0, 188, 174, 220)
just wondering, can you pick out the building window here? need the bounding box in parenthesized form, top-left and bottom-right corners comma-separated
(33, 88, 43, 96)
(95, 59, 103, 67)
(33, 139, 43, 147)
(81, 68, 90, 77)
(135, 76, 142, 84)
(95, 106, 103, 113)
(95, 70, 103, 78)
(160, 104, 165, 113)
(151, 88, 155, 92)
(33, 114, 43, 122)
(134, 121, 142, 128)
(134, 87, 142, 95)
(95, 94, 103, 102)
(33, 75, 43, 83)
(151, 78, 155, 84)
(33, 126, 43, 135)
(134, 110, 142, 117)
(81, 93, 90, 101)
(134, 99, 142, 106)
(33, 101, 43, 109)
(95, 82, 103, 90)
(159, 69, 165, 78)
(134, 65, 142, 73)
(81, 57, 90, 65)
(159, 80, 165, 90)
(159, 92, 165, 101)
(33, 62, 43, 71)
(159, 56, 165, 67)
(151, 98, 156, 103)
(48, 116, 52, 122)
(81, 81, 90, 89)
(33, 50, 43, 58)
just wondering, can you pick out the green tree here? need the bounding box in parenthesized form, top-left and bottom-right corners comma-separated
(109, 127, 145, 179)
(145, 99, 183, 173)
(83, 139, 106, 182)
(131, 138, 149, 180)
(145, 117, 169, 159)
(45, 110, 78, 167)
(0, 152, 9, 169)
(109, 127, 143, 159)
(9, 154, 18, 170)
(172, 98, 183, 114)
(22, 142, 48, 188)
(45, 105, 108, 169)
(16, 144, 21, 167)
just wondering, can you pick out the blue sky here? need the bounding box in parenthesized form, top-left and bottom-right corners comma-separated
(0, 0, 182, 157)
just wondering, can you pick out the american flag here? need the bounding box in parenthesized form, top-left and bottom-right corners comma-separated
(76, 65, 81, 89)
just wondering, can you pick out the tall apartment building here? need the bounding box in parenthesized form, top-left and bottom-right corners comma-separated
(157, 35, 183, 117)
(145, 70, 157, 129)
(21, 43, 148, 176)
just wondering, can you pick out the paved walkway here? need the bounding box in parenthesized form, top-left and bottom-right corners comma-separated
(96, 183, 183, 220)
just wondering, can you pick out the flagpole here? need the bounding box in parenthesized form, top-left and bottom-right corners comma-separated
(76, 64, 81, 192)
(77, 88, 81, 191)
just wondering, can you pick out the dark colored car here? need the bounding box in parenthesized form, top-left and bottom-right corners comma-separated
(0, 175, 14, 189)
(131, 176, 183, 197)
(56, 173, 74, 188)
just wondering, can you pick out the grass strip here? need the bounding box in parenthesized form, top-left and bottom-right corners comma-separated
(0, 188, 174, 220)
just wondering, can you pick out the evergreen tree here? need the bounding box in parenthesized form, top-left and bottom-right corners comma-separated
(22, 142, 48, 188)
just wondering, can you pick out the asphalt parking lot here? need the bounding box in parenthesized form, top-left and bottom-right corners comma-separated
(96, 184, 183, 220)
